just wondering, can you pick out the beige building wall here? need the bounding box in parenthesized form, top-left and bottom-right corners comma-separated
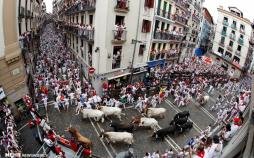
(0, 0, 28, 103)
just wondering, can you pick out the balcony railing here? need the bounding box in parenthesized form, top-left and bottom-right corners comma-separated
(227, 46, 233, 52)
(230, 34, 236, 40)
(64, 24, 94, 41)
(222, 55, 232, 62)
(156, 9, 172, 20)
(112, 30, 127, 43)
(150, 50, 179, 61)
(235, 50, 241, 56)
(194, 2, 201, 11)
(219, 41, 225, 47)
(174, 0, 188, 10)
(173, 14, 188, 25)
(154, 31, 184, 41)
(192, 14, 200, 23)
(114, 0, 129, 13)
(223, 20, 229, 26)
(238, 38, 244, 45)
(231, 24, 237, 30)
(65, 1, 96, 15)
(221, 31, 227, 36)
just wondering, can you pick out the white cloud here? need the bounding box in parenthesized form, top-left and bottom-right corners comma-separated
(203, 0, 254, 24)
(43, 0, 53, 13)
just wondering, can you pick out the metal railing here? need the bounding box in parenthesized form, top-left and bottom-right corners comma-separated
(223, 20, 229, 26)
(112, 30, 127, 41)
(192, 14, 200, 23)
(153, 31, 184, 41)
(194, 2, 201, 11)
(230, 34, 236, 40)
(227, 46, 233, 51)
(173, 14, 188, 25)
(174, 0, 188, 9)
(156, 9, 172, 20)
(235, 50, 241, 56)
(65, 1, 96, 15)
(222, 54, 232, 62)
(64, 25, 94, 41)
(231, 24, 237, 30)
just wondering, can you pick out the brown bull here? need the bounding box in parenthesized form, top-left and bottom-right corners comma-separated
(66, 127, 92, 149)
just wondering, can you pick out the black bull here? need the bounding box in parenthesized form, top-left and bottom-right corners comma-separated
(109, 121, 134, 133)
(170, 117, 188, 126)
(152, 126, 176, 139)
(173, 111, 190, 120)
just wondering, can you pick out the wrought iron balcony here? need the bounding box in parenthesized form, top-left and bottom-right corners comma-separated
(173, 14, 188, 25)
(231, 24, 237, 30)
(112, 30, 127, 43)
(156, 9, 172, 20)
(153, 31, 184, 41)
(65, 1, 96, 15)
(222, 55, 232, 62)
(174, 0, 188, 10)
(221, 31, 227, 36)
(114, 0, 129, 13)
(230, 34, 236, 40)
(223, 20, 229, 26)
(238, 38, 244, 45)
(194, 2, 201, 11)
(235, 50, 241, 56)
(227, 46, 233, 52)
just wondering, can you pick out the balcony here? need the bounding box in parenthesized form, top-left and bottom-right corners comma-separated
(192, 14, 200, 23)
(153, 31, 184, 42)
(173, 14, 188, 26)
(223, 20, 229, 26)
(65, 1, 95, 15)
(114, 0, 129, 13)
(227, 46, 233, 52)
(238, 38, 244, 45)
(231, 24, 237, 30)
(174, 0, 188, 10)
(194, 2, 201, 12)
(221, 31, 227, 36)
(222, 55, 232, 62)
(239, 28, 245, 34)
(112, 30, 127, 44)
(219, 41, 225, 47)
(235, 50, 241, 56)
(229, 34, 236, 40)
(64, 24, 94, 42)
(156, 9, 172, 20)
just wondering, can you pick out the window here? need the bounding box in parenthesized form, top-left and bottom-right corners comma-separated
(158, 43, 162, 50)
(237, 45, 241, 51)
(81, 15, 84, 25)
(88, 44, 93, 66)
(221, 37, 225, 43)
(233, 56, 240, 64)
(89, 15, 93, 25)
(112, 46, 122, 69)
(161, 22, 165, 30)
(76, 16, 78, 23)
(179, 28, 182, 32)
(166, 24, 170, 30)
(240, 24, 245, 31)
(231, 30, 235, 34)
(229, 41, 233, 47)
(223, 17, 228, 22)
(152, 43, 156, 50)
(142, 20, 151, 33)
(233, 20, 236, 25)
(144, 0, 154, 8)
(222, 26, 227, 32)
(173, 26, 176, 31)
(170, 44, 173, 49)
(218, 47, 224, 54)
(115, 15, 125, 25)
(175, 44, 179, 49)
(139, 45, 145, 56)
(225, 51, 232, 57)
(240, 34, 244, 39)
(163, 43, 166, 49)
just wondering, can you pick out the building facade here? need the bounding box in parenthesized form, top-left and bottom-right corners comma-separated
(54, 0, 155, 94)
(197, 7, 214, 54)
(210, 6, 253, 77)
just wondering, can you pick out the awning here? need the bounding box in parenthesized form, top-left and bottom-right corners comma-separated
(195, 48, 203, 57)
(147, 59, 165, 68)
(108, 73, 131, 80)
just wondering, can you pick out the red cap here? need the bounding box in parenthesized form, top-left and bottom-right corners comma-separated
(234, 117, 240, 124)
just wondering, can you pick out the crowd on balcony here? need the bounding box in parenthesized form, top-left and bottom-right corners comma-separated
(0, 100, 21, 155)
(65, 23, 94, 40)
(65, 0, 96, 13)
(18, 31, 33, 50)
(113, 23, 127, 41)
(116, 0, 129, 9)
(154, 28, 184, 41)
(150, 49, 179, 61)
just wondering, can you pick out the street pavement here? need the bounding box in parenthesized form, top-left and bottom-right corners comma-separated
(40, 89, 220, 158)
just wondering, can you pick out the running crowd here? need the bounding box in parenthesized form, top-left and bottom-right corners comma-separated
(32, 22, 251, 158)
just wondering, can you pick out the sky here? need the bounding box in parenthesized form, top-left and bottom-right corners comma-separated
(44, 0, 53, 13)
(203, 0, 254, 23)
(43, 0, 254, 24)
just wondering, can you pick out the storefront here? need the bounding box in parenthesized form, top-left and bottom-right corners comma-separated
(147, 59, 165, 68)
